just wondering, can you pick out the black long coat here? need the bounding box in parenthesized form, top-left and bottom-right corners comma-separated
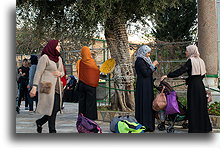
(167, 59, 212, 133)
(135, 57, 156, 131)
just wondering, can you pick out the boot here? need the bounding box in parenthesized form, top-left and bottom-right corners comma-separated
(36, 120, 42, 133)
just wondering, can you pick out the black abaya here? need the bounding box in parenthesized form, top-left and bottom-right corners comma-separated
(78, 81, 97, 120)
(167, 59, 212, 133)
(135, 57, 156, 131)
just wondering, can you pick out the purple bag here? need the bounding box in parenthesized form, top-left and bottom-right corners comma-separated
(165, 91, 180, 115)
(76, 113, 102, 133)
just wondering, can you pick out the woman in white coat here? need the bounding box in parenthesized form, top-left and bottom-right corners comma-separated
(30, 40, 64, 133)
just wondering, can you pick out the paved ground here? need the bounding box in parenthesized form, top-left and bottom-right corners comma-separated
(16, 102, 219, 134)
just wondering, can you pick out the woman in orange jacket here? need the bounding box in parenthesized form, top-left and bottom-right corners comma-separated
(76, 46, 100, 120)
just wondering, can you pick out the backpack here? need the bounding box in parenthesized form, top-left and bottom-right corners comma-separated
(115, 120, 146, 133)
(110, 115, 137, 132)
(76, 113, 102, 133)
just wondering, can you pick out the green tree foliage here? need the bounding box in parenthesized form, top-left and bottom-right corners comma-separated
(152, 0, 197, 42)
(16, 25, 43, 54)
(16, 0, 92, 53)
(16, 0, 181, 54)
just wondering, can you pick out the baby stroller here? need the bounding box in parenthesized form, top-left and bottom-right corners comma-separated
(154, 80, 188, 133)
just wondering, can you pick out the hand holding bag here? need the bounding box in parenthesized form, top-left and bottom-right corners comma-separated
(153, 87, 167, 111)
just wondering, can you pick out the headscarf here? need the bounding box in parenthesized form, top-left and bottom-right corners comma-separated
(77, 46, 100, 87)
(41, 40, 60, 63)
(135, 45, 155, 71)
(186, 45, 206, 76)
(30, 55, 38, 65)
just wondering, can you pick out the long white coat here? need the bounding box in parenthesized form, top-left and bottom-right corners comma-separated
(33, 54, 64, 116)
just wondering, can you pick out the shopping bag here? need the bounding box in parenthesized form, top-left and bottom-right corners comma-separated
(165, 91, 180, 115)
(153, 87, 167, 111)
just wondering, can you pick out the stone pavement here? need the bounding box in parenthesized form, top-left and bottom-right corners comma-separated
(16, 102, 219, 134)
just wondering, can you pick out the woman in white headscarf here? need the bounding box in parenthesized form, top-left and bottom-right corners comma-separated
(161, 45, 212, 133)
(135, 45, 159, 132)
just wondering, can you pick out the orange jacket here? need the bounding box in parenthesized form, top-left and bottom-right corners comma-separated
(76, 46, 100, 87)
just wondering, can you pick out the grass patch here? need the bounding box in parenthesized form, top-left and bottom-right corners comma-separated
(178, 96, 187, 108)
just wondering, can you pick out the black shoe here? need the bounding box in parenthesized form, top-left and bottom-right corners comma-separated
(49, 130, 56, 133)
(36, 120, 42, 133)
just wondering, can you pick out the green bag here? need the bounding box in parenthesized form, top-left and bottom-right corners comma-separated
(115, 120, 146, 133)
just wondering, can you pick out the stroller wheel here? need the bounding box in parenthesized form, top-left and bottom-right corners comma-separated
(182, 122, 188, 129)
(157, 123, 165, 131)
(166, 127, 175, 133)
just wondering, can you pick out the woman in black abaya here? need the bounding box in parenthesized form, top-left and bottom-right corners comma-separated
(135, 45, 159, 132)
(161, 45, 212, 133)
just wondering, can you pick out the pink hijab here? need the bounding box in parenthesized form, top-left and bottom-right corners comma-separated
(186, 45, 206, 76)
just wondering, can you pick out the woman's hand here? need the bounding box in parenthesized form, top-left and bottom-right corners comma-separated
(30, 86, 37, 97)
(152, 60, 159, 67)
(21, 73, 26, 76)
(52, 71, 62, 77)
(160, 75, 167, 81)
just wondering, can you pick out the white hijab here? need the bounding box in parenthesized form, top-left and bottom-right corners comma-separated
(186, 45, 206, 76)
(135, 45, 155, 71)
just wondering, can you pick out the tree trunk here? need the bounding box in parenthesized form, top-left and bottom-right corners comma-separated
(198, 0, 218, 75)
(198, 0, 219, 89)
(104, 17, 135, 112)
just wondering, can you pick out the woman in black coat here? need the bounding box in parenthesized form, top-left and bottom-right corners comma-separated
(161, 45, 212, 133)
(135, 45, 159, 132)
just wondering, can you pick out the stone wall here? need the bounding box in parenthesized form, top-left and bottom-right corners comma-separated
(209, 115, 220, 129)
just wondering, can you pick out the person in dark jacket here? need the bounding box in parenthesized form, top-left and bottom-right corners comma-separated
(161, 45, 212, 133)
(17, 58, 30, 111)
(62, 75, 78, 103)
(135, 45, 159, 132)
(27, 55, 38, 112)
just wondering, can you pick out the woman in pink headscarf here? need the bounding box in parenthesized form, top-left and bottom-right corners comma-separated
(161, 45, 212, 133)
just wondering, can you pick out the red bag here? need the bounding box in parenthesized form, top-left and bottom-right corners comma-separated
(153, 87, 167, 111)
(60, 65, 67, 87)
